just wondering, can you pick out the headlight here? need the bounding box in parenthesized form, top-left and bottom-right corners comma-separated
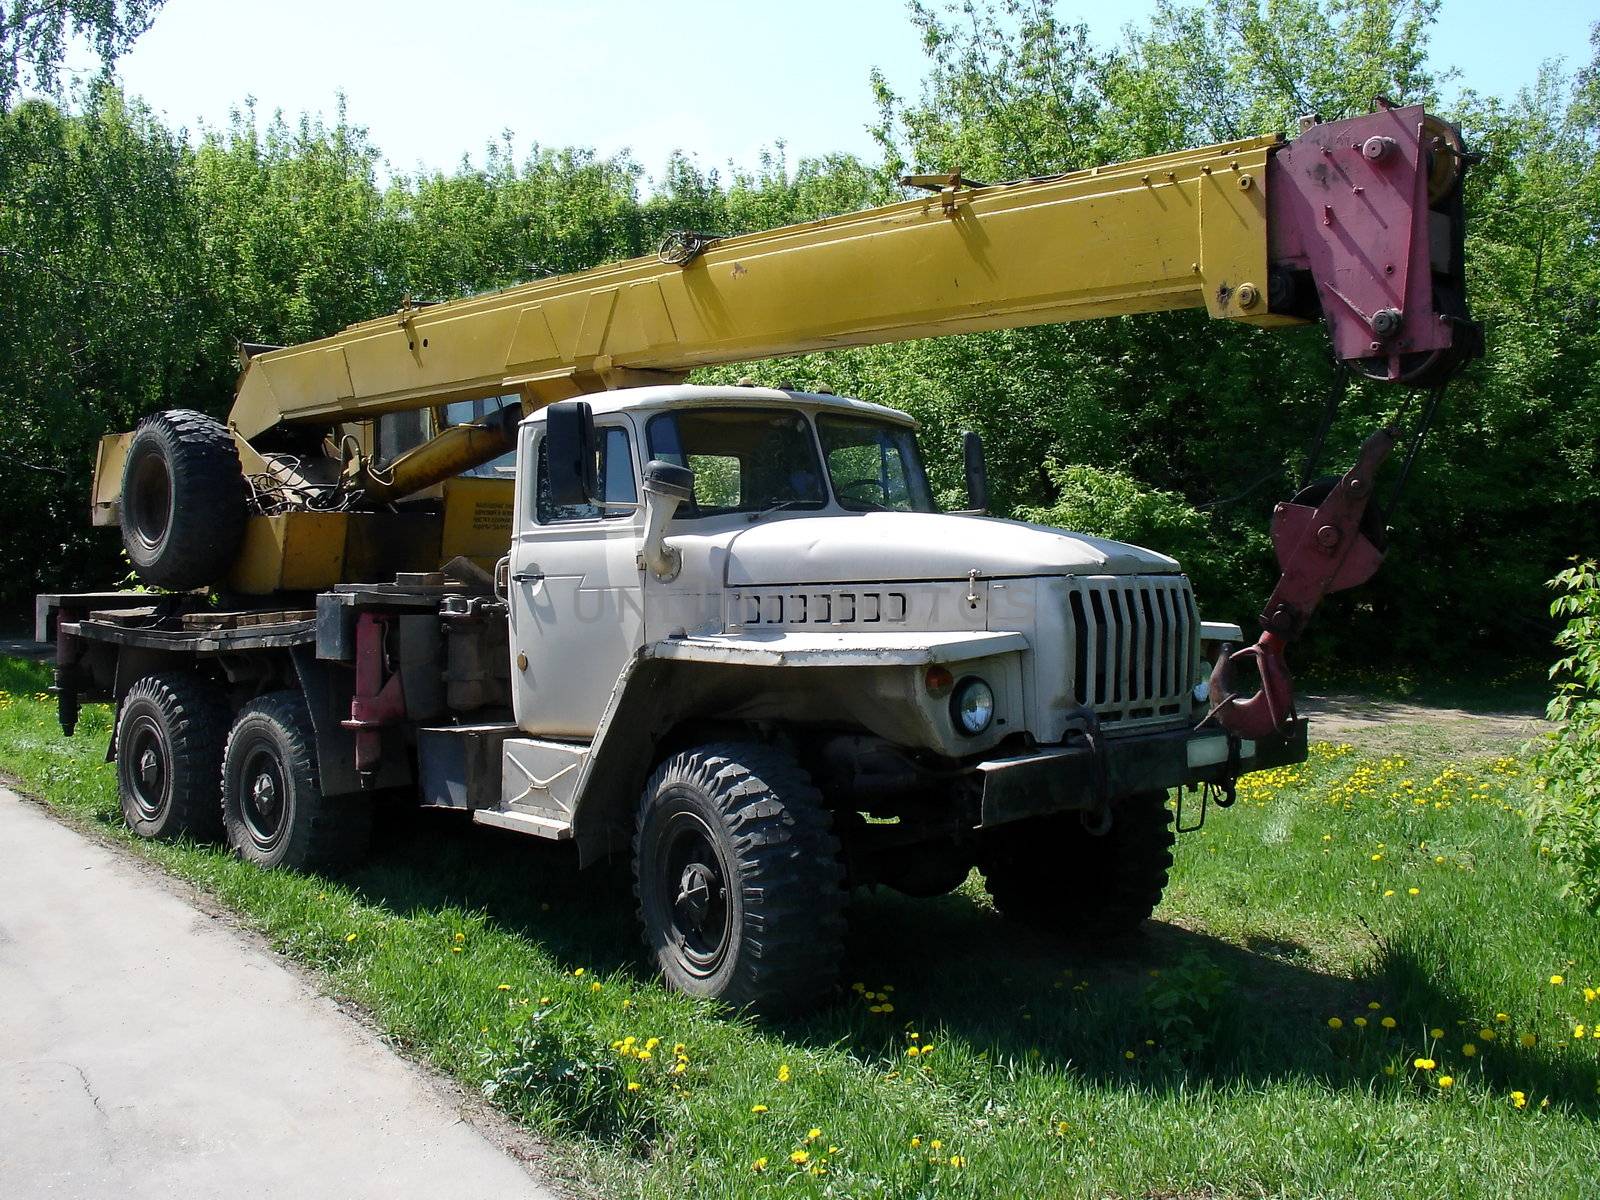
(951, 677, 995, 736)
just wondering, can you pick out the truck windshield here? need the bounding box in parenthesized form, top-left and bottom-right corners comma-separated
(816, 415, 935, 512)
(646, 408, 827, 517)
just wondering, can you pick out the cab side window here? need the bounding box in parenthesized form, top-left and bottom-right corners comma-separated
(534, 425, 638, 523)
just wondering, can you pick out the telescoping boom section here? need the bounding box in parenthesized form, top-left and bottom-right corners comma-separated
(230, 102, 1473, 463)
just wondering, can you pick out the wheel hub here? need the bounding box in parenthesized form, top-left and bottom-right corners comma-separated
(138, 748, 160, 788)
(676, 862, 720, 928)
(250, 771, 279, 817)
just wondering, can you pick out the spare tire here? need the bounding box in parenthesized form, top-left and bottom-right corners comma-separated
(121, 409, 248, 590)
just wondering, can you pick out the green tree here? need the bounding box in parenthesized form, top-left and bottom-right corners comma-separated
(0, 0, 166, 110)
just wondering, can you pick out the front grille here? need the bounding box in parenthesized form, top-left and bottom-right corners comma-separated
(1068, 575, 1197, 727)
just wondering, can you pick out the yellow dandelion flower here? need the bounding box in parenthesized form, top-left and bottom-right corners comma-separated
(496, 983, 510, 991)
(1408, 887, 1420, 896)
(1520, 1033, 1538, 1048)
(1551, 974, 1565, 986)
(1438, 1075, 1454, 1089)
(645, 1037, 661, 1050)
(572, 967, 585, 977)
(807, 1128, 822, 1142)
(673, 1043, 686, 1055)
(1383, 1064, 1397, 1076)
(450, 946, 463, 954)
(1497, 1013, 1510, 1023)
(949, 1155, 967, 1168)
(626, 1081, 641, 1092)
(1463, 1044, 1477, 1057)
(636, 1050, 651, 1060)
(1511, 1091, 1527, 1109)
(1124, 1050, 1136, 1060)
(1430, 1028, 1445, 1040)
(1384, 890, 1396, 898)
(909, 1137, 922, 1148)
(1414, 1057, 1436, 1070)
(751, 1104, 768, 1114)
(777, 1063, 791, 1083)
(906, 1045, 921, 1057)
(1056, 1121, 1071, 1135)
(789, 1150, 809, 1165)
(1355, 1017, 1368, 1028)
(453, 931, 465, 943)
(345, 932, 358, 943)
(1480, 1029, 1496, 1041)
(1368, 1001, 1383, 1011)
(1328, 1017, 1344, 1030)
(751, 1158, 768, 1172)
(1576, 1025, 1587, 1040)
(920, 1043, 935, 1055)
(930, 1139, 943, 1151)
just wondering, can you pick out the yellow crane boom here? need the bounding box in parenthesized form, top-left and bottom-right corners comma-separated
(91, 102, 1474, 602)
(233, 132, 1287, 440)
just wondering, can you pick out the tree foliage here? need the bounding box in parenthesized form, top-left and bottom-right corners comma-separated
(0, 0, 165, 110)
(1529, 561, 1600, 909)
(0, 0, 1594, 673)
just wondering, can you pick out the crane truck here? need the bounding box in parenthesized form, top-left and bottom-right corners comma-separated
(37, 103, 1476, 1011)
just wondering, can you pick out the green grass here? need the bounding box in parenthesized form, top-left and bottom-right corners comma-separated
(3, 653, 1598, 1199)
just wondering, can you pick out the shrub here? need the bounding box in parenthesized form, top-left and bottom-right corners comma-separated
(1528, 560, 1600, 909)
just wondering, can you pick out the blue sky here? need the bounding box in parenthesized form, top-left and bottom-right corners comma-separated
(83, 0, 1597, 180)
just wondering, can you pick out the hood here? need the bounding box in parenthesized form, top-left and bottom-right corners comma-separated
(715, 512, 1180, 586)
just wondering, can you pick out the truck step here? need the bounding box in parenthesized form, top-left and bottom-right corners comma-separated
(472, 807, 573, 841)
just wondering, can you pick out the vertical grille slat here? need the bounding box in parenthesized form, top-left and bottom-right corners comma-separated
(1067, 574, 1195, 729)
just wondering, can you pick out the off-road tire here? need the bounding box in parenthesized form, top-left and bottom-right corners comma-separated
(634, 742, 847, 1013)
(979, 791, 1175, 939)
(221, 691, 371, 872)
(115, 672, 230, 842)
(121, 408, 248, 590)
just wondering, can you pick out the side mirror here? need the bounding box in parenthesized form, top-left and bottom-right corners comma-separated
(545, 401, 596, 506)
(962, 430, 989, 514)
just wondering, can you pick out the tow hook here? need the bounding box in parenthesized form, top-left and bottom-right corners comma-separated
(1206, 633, 1294, 740)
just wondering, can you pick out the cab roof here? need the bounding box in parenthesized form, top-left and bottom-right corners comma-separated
(520, 384, 916, 427)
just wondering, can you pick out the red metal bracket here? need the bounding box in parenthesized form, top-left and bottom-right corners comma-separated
(340, 612, 406, 776)
(1209, 427, 1399, 739)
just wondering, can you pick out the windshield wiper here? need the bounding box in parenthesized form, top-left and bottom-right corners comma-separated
(747, 499, 802, 523)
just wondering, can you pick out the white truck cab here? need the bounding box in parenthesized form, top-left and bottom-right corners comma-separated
(482, 384, 1306, 1008)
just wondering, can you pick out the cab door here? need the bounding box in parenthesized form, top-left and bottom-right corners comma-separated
(506, 419, 644, 739)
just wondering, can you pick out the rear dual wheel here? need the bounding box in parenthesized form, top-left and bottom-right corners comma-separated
(221, 692, 371, 872)
(115, 673, 230, 842)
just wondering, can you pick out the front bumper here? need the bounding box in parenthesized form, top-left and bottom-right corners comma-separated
(975, 719, 1308, 829)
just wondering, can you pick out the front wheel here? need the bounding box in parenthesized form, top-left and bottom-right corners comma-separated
(979, 791, 1175, 939)
(221, 691, 371, 872)
(633, 743, 846, 1013)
